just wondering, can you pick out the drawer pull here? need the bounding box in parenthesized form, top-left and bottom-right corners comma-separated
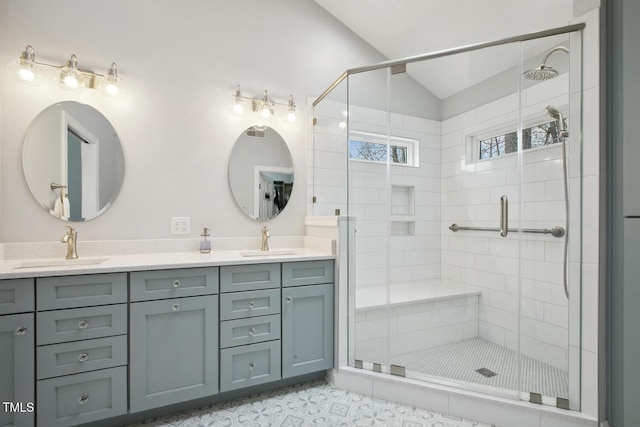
(248, 301, 255, 309)
(248, 327, 256, 336)
(78, 394, 89, 405)
(78, 320, 89, 329)
(286, 297, 292, 303)
(15, 326, 27, 336)
(78, 353, 89, 362)
(249, 362, 255, 370)
(172, 303, 181, 311)
(172, 280, 181, 288)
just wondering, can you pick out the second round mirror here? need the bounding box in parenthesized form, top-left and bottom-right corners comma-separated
(228, 126, 293, 221)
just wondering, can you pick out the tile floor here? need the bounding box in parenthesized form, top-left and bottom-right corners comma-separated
(127, 379, 492, 427)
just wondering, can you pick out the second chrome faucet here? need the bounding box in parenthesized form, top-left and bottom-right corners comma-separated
(261, 225, 270, 251)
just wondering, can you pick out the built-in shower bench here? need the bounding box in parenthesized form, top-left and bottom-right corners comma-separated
(354, 281, 481, 361)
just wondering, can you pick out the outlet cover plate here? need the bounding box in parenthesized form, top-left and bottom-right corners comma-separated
(171, 217, 191, 235)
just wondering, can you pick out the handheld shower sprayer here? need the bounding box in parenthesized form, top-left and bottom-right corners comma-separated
(545, 105, 569, 139)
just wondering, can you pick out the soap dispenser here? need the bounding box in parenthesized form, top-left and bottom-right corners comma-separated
(200, 227, 211, 254)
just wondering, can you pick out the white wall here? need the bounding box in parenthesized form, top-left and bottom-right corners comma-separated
(0, 0, 392, 243)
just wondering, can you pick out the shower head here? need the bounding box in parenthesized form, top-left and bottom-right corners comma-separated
(523, 46, 569, 81)
(545, 105, 568, 138)
(523, 65, 558, 81)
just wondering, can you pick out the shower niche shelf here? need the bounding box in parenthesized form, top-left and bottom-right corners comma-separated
(391, 185, 415, 236)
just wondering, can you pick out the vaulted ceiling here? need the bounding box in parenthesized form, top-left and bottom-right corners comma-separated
(313, 0, 577, 99)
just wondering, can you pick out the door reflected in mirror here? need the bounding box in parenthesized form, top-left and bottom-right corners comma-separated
(228, 126, 293, 221)
(22, 101, 125, 221)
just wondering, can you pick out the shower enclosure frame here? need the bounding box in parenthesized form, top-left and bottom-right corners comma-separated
(312, 22, 585, 410)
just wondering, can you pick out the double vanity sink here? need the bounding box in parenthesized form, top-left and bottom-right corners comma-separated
(0, 246, 334, 427)
(2, 248, 313, 275)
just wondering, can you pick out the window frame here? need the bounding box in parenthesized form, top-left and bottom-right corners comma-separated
(469, 110, 567, 163)
(348, 131, 419, 167)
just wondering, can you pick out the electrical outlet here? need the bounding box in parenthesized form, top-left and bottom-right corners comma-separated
(171, 217, 191, 235)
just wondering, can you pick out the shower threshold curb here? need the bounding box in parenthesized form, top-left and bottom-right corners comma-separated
(328, 367, 598, 427)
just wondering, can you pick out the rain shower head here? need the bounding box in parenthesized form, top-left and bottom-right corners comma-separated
(523, 65, 558, 81)
(523, 46, 569, 81)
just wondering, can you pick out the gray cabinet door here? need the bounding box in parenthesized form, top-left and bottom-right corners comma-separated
(130, 295, 219, 413)
(282, 283, 333, 378)
(0, 313, 34, 427)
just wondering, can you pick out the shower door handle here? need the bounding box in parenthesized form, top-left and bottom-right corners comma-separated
(500, 195, 508, 237)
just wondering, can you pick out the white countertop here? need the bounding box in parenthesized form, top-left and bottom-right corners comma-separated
(0, 248, 334, 280)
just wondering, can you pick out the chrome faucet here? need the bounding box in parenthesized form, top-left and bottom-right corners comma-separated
(261, 225, 270, 251)
(61, 225, 78, 259)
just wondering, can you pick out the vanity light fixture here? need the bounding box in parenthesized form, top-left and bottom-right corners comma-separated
(8, 45, 125, 98)
(232, 85, 297, 123)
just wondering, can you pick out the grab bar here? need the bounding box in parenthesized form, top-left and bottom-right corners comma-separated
(448, 223, 565, 238)
(500, 195, 508, 237)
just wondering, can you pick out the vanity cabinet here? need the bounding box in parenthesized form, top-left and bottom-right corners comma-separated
(129, 267, 219, 413)
(0, 278, 35, 427)
(35, 273, 128, 427)
(282, 261, 334, 378)
(1, 256, 334, 426)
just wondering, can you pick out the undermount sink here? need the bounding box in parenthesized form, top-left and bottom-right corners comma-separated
(12, 258, 108, 270)
(240, 249, 299, 257)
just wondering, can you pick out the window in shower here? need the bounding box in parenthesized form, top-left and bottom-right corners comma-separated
(348, 131, 419, 166)
(477, 118, 567, 160)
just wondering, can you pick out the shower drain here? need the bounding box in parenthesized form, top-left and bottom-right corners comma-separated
(475, 367, 497, 378)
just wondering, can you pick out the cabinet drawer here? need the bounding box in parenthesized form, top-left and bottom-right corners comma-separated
(37, 273, 127, 310)
(220, 341, 281, 392)
(220, 289, 280, 320)
(37, 304, 128, 345)
(220, 314, 281, 348)
(0, 278, 34, 314)
(282, 260, 334, 287)
(37, 335, 127, 380)
(37, 366, 127, 427)
(220, 263, 280, 292)
(130, 267, 219, 301)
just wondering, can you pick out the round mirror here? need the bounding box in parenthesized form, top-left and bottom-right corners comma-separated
(228, 126, 294, 221)
(22, 101, 125, 221)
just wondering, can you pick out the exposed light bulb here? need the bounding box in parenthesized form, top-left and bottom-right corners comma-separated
(233, 85, 244, 114)
(63, 73, 79, 88)
(260, 90, 271, 119)
(338, 121, 346, 129)
(60, 54, 81, 90)
(287, 95, 296, 122)
(9, 45, 43, 86)
(18, 67, 35, 81)
(105, 82, 119, 96)
(101, 62, 122, 97)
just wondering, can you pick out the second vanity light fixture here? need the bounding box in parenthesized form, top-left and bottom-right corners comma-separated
(8, 45, 125, 98)
(233, 85, 297, 122)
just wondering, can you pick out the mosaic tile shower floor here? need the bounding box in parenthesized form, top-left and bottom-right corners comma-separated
(127, 379, 491, 427)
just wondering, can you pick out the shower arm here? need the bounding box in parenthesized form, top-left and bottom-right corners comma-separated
(539, 46, 569, 67)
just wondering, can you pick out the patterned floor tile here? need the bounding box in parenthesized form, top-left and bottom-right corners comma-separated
(126, 379, 491, 427)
